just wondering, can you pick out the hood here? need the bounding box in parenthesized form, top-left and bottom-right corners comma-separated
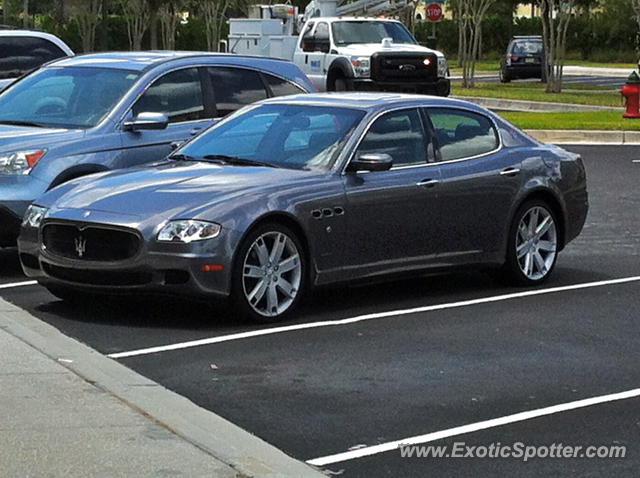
(337, 42, 439, 56)
(43, 160, 319, 224)
(0, 124, 85, 151)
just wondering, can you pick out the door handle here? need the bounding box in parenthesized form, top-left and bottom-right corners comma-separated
(416, 178, 439, 188)
(500, 167, 521, 177)
(190, 127, 203, 136)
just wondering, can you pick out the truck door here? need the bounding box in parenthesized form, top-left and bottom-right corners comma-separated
(295, 22, 331, 91)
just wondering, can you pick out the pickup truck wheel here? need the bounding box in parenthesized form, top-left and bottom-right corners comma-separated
(334, 77, 349, 91)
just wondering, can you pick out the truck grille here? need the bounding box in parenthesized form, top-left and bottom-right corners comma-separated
(42, 223, 141, 262)
(371, 53, 438, 83)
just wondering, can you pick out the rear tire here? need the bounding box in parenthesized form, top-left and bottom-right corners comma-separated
(499, 68, 511, 83)
(499, 200, 559, 286)
(231, 223, 307, 323)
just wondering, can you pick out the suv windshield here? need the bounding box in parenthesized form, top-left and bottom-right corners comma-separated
(332, 21, 417, 46)
(177, 104, 365, 171)
(511, 40, 543, 55)
(0, 66, 139, 129)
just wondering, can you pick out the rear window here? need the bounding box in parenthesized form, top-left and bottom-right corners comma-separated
(0, 36, 67, 79)
(510, 41, 543, 55)
(209, 67, 268, 117)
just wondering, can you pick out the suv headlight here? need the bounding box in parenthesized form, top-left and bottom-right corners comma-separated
(157, 220, 221, 243)
(437, 57, 449, 79)
(22, 205, 48, 228)
(350, 56, 370, 78)
(0, 149, 46, 175)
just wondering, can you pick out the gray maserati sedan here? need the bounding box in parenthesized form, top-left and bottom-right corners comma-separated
(18, 93, 588, 322)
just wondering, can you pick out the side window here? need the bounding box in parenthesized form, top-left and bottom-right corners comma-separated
(264, 73, 305, 96)
(0, 36, 67, 79)
(428, 108, 499, 162)
(301, 22, 315, 52)
(134, 68, 205, 123)
(355, 109, 427, 168)
(208, 67, 268, 117)
(315, 22, 329, 40)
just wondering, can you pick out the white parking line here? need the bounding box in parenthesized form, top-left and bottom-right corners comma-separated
(107, 275, 640, 359)
(306, 387, 640, 466)
(0, 280, 37, 290)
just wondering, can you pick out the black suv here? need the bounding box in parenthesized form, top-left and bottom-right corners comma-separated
(500, 36, 544, 82)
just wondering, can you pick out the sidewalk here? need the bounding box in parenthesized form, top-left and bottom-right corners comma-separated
(0, 298, 325, 478)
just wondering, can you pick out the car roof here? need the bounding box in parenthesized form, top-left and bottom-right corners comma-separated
(49, 51, 294, 72)
(259, 92, 487, 113)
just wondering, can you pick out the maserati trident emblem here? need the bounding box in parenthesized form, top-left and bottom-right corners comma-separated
(74, 236, 87, 258)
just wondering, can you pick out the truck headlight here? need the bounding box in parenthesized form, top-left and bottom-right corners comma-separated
(22, 205, 48, 228)
(437, 57, 449, 78)
(350, 56, 370, 78)
(157, 220, 221, 243)
(0, 149, 46, 175)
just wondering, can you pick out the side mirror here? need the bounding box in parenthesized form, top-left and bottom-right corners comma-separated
(347, 153, 393, 172)
(123, 112, 169, 132)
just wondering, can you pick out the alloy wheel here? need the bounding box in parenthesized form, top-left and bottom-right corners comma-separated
(242, 231, 302, 318)
(515, 206, 557, 281)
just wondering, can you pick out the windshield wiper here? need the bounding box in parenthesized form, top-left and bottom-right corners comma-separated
(169, 153, 197, 161)
(0, 120, 48, 128)
(202, 154, 278, 168)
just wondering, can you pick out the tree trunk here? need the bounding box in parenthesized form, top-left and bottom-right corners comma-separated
(22, 0, 28, 28)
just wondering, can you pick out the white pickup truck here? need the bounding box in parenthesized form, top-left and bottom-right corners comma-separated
(228, 6, 450, 96)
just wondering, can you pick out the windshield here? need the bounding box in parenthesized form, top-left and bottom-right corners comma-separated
(0, 66, 139, 129)
(177, 104, 365, 171)
(332, 21, 417, 46)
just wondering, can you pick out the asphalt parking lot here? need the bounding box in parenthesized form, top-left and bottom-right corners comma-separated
(455, 74, 626, 89)
(1, 145, 639, 477)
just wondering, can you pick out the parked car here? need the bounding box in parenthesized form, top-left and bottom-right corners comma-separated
(18, 93, 588, 322)
(499, 35, 544, 82)
(0, 28, 73, 90)
(0, 51, 315, 246)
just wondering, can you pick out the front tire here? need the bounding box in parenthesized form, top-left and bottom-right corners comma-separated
(500, 200, 559, 285)
(232, 223, 307, 323)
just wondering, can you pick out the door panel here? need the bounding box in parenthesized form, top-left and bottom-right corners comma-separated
(342, 108, 441, 278)
(427, 107, 522, 259)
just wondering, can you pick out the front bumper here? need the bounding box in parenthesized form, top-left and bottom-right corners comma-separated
(351, 77, 451, 96)
(0, 206, 23, 246)
(18, 220, 240, 299)
(0, 174, 49, 246)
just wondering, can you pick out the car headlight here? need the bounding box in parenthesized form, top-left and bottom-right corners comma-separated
(437, 57, 449, 78)
(22, 205, 48, 228)
(350, 56, 370, 78)
(157, 220, 221, 243)
(0, 149, 46, 175)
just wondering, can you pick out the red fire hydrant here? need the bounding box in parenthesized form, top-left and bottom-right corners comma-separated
(621, 71, 640, 118)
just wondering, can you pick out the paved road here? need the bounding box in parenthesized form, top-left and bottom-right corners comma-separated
(1, 145, 639, 477)
(452, 75, 626, 89)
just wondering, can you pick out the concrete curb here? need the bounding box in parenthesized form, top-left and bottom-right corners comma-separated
(454, 95, 618, 112)
(0, 298, 325, 478)
(524, 129, 640, 145)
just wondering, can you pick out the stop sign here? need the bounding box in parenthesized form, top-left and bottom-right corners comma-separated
(425, 2, 443, 22)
